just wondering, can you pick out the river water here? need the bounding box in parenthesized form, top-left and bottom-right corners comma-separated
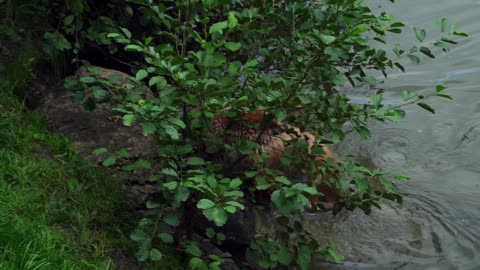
(310, 1, 480, 269)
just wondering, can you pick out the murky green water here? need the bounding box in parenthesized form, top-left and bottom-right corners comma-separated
(310, 1, 480, 269)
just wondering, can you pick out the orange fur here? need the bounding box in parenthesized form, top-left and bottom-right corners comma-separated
(261, 126, 339, 209)
(227, 110, 340, 209)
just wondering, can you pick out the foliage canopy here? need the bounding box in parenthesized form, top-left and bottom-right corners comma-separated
(39, 0, 468, 268)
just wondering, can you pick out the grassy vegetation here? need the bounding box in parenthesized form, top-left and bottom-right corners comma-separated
(0, 90, 133, 269)
(0, 2, 181, 269)
(0, 3, 143, 268)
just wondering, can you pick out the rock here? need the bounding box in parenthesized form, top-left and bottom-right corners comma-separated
(192, 234, 241, 270)
(76, 65, 153, 100)
(36, 66, 158, 207)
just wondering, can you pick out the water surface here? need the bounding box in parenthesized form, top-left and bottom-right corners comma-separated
(311, 1, 480, 269)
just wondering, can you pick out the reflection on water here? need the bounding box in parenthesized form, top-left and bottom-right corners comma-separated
(311, 1, 480, 269)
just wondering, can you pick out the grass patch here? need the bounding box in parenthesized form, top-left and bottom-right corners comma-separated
(0, 90, 132, 269)
(0, 2, 183, 267)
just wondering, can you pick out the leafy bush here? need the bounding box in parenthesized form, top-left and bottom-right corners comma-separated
(48, 0, 467, 268)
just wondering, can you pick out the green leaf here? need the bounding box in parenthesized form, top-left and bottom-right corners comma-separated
(326, 248, 345, 262)
(436, 85, 447, 92)
(436, 93, 453, 100)
(102, 156, 117, 167)
(414, 27, 426, 42)
(203, 207, 228, 226)
(390, 22, 405, 28)
(224, 206, 237, 213)
(92, 148, 108, 155)
(167, 118, 186, 129)
(164, 125, 180, 140)
(420, 46, 435, 58)
(438, 18, 448, 32)
(292, 183, 317, 195)
(216, 233, 226, 241)
(297, 245, 312, 270)
(207, 176, 217, 188)
(246, 59, 258, 68)
(224, 42, 241, 51)
(125, 45, 144, 52)
(163, 181, 178, 190)
(136, 69, 148, 81)
(120, 27, 132, 39)
(187, 157, 205, 166)
(384, 109, 406, 123)
(189, 257, 208, 270)
(393, 173, 410, 180)
(161, 168, 178, 177)
(225, 201, 245, 210)
(80, 76, 96, 84)
(186, 243, 202, 257)
(106, 33, 121, 38)
(417, 102, 435, 114)
(255, 176, 271, 190)
(229, 178, 242, 189)
(209, 21, 228, 34)
(453, 31, 468, 37)
(148, 76, 167, 87)
(163, 214, 180, 227)
(116, 149, 129, 158)
(277, 246, 294, 265)
(223, 191, 243, 198)
(122, 159, 152, 171)
(149, 248, 163, 261)
(146, 200, 160, 209)
(362, 76, 377, 85)
(271, 190, 296, 214)
(402, 90, 416, 101)
(130, 228, 148, 242)
(204, 53, 226, 67)
(145, 36, 153, 45)
(228, 61, 241, 75)
(319, 34, 336, 44)
(370, 94, 383, 107)
(135, 247, 149, 262)
(275, 176, 291, 185)
(227, 12, 238, 29)
(197, 199, 216, 209)
(324, 47, 344, 61)
(140, 122, 156, 136)
(407, 54, 421, 64)
(158, 233, 174, 244)
(123, 114, 136, 126)
(388, 28, 402, 34)
(355, 126, 371, 140)
(353, 177, 370, 192)
(108, 73, 123, 84)
(379, 178, 395, 191)
(206, 228, 215, 239)
(63, 15, 74, 25)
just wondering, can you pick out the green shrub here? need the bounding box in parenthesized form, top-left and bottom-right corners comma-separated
(48, 0, 467, 268)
